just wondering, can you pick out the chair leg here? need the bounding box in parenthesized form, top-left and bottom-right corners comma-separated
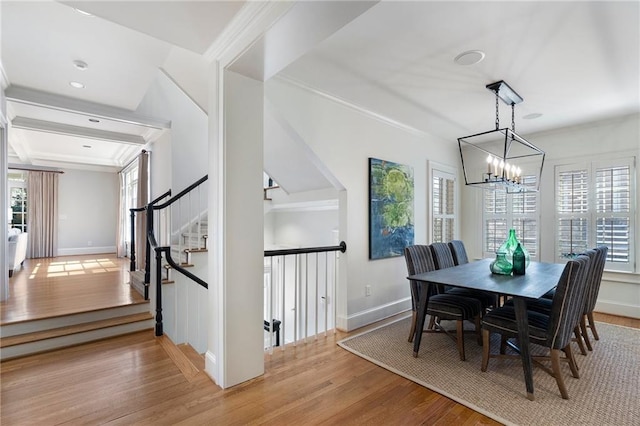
(580, 315, 593, 351)
(481, 329, 490, 372)
(563, 344, 579, 378)
(456, 320, 465, 361)
(408, 311, 417, 343)
(574, 326, 587, 355)
(428, 315, 436, 330)
(474, 315, 482, 346)
(587, 312, 599, 341)
(499, 335, 508, 354)
(550, 348, 570, 399)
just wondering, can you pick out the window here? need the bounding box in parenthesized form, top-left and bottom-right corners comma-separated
(122, 164, 139, 258)
(9, 171, 28, 232)
(556, 157, 635, 272)
(432, 170, 455, 243)
(483, 176, 539, 259)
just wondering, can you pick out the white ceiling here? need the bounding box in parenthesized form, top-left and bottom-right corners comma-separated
(2, 0, 244, 172)
(281, 1, 640, 142)
(2, 1, 639, 180)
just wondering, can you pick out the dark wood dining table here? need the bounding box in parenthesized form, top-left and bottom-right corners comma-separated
(408, 258, 565, 400)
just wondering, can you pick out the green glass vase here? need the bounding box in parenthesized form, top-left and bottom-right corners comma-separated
(498, 229, 530, 268)
(490, 251, 513, 275)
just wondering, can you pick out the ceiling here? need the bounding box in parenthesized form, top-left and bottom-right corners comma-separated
(2, 1, 639, 177)
(280, 1, 639, 142)
(2, 0, 245, 172)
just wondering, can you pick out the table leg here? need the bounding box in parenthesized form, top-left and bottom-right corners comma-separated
(412, 283, 429, 357)
(513, 297, 535, 401)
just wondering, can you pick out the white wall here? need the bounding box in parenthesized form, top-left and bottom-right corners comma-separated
(57, 169, 118, 255)
(461, 113, 640, 318)
(136, 70, 208, 195)
(266, 78, 461, 330)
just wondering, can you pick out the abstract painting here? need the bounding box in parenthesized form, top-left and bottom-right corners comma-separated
(369, 158, 414, 259)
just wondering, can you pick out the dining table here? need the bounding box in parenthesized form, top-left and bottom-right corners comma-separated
(408, 258, 565, 401)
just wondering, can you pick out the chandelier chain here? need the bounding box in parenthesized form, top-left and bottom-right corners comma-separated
(511, 103, 516, 133)
(495, 92, 500, 130)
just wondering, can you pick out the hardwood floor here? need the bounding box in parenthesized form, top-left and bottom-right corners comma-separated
(1, 254, 144, 325)
(1, 312, 636, 425)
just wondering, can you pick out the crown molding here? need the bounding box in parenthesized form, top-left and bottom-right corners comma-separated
(273, 75, 429, 139)
(204, 1, 293, 66)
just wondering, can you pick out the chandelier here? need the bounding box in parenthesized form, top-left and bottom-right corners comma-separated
(457, 80, 545, 193)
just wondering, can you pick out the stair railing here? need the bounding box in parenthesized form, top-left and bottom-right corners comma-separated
(147, 175, 208, 337)
(129, 190, 171, 294)
(263, 241, 346, 353)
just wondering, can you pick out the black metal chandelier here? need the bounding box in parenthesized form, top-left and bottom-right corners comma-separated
(458, 80, 545, 193)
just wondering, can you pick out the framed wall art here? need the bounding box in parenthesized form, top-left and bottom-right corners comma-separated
(369, 157, 414, 259)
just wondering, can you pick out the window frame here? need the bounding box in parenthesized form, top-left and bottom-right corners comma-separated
(555, 157, 636, 273)
(482, 175, 540, 260)
(428, 161, 459, 244)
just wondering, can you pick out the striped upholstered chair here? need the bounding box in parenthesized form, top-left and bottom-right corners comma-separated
(518, 247, 607, 354)
(481, 254, 591, 399)
(578, 246, 608, 350)
(430, 242, 497, 312)
(404, 245, 482, 361)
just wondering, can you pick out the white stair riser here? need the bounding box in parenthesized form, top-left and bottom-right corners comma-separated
(0, 320, 153, 361)
(0, 303, 149, 337)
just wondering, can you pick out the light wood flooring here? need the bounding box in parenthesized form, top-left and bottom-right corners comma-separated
(1, 312, 637, 425)
(1, 254, 145, 325)
(2, 258, 638, 424)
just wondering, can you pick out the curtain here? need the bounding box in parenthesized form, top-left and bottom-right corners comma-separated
(135, 151, 149, 271)
(116, 171, 127, 257)
(27, 171, 59, 258)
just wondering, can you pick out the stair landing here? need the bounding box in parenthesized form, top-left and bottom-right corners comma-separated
(1, 254, 153, 360)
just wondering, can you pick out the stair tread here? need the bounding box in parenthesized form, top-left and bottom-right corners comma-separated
(185, 248, 207, 253)
(0, 312, 153, 348)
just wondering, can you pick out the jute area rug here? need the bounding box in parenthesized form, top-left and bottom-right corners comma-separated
(338, 317, 639, 426)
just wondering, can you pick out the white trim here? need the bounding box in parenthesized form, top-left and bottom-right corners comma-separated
(275, 75, 430, 139)
(595, 301, 640, 319)
(5, 86, 171, 130)
(267, 199, 338, 213)
(56, 246, 116, 256)
(204, 2, 293, 66)
(337, 298, 412, 332)
(204, 350, 218, 386)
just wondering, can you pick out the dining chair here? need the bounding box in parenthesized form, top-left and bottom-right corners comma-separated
(448, 240, 469, 265)
(480, 254, 591, 399)
(430, 242, 497, 312)
(579, 246, 608, 350)
(404, 245, 482, 361)
(515, 248, 606, 355)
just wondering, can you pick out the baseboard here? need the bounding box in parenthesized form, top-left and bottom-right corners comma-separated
(204, 350, 219, 386)
(57, 246, 116, 256)
(337, 298, 412, 332)
(595, 300, 640, 319)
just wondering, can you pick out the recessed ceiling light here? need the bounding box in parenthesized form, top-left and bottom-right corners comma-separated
(523, 113, 543, 120)
(454, 50, 486, 66)
(82, 145, 92, 148)
(73, 60, 88, 71)
(74, 8, 94, 17)
(88, 118, 100, 123)
(69, 81, 85, 89)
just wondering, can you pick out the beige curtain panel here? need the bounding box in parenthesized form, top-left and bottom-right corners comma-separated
(27, 171, 59, 258)
(135, 151, 149, 271)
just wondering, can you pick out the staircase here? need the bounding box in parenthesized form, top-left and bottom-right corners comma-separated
(0, 302, 153, 361)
